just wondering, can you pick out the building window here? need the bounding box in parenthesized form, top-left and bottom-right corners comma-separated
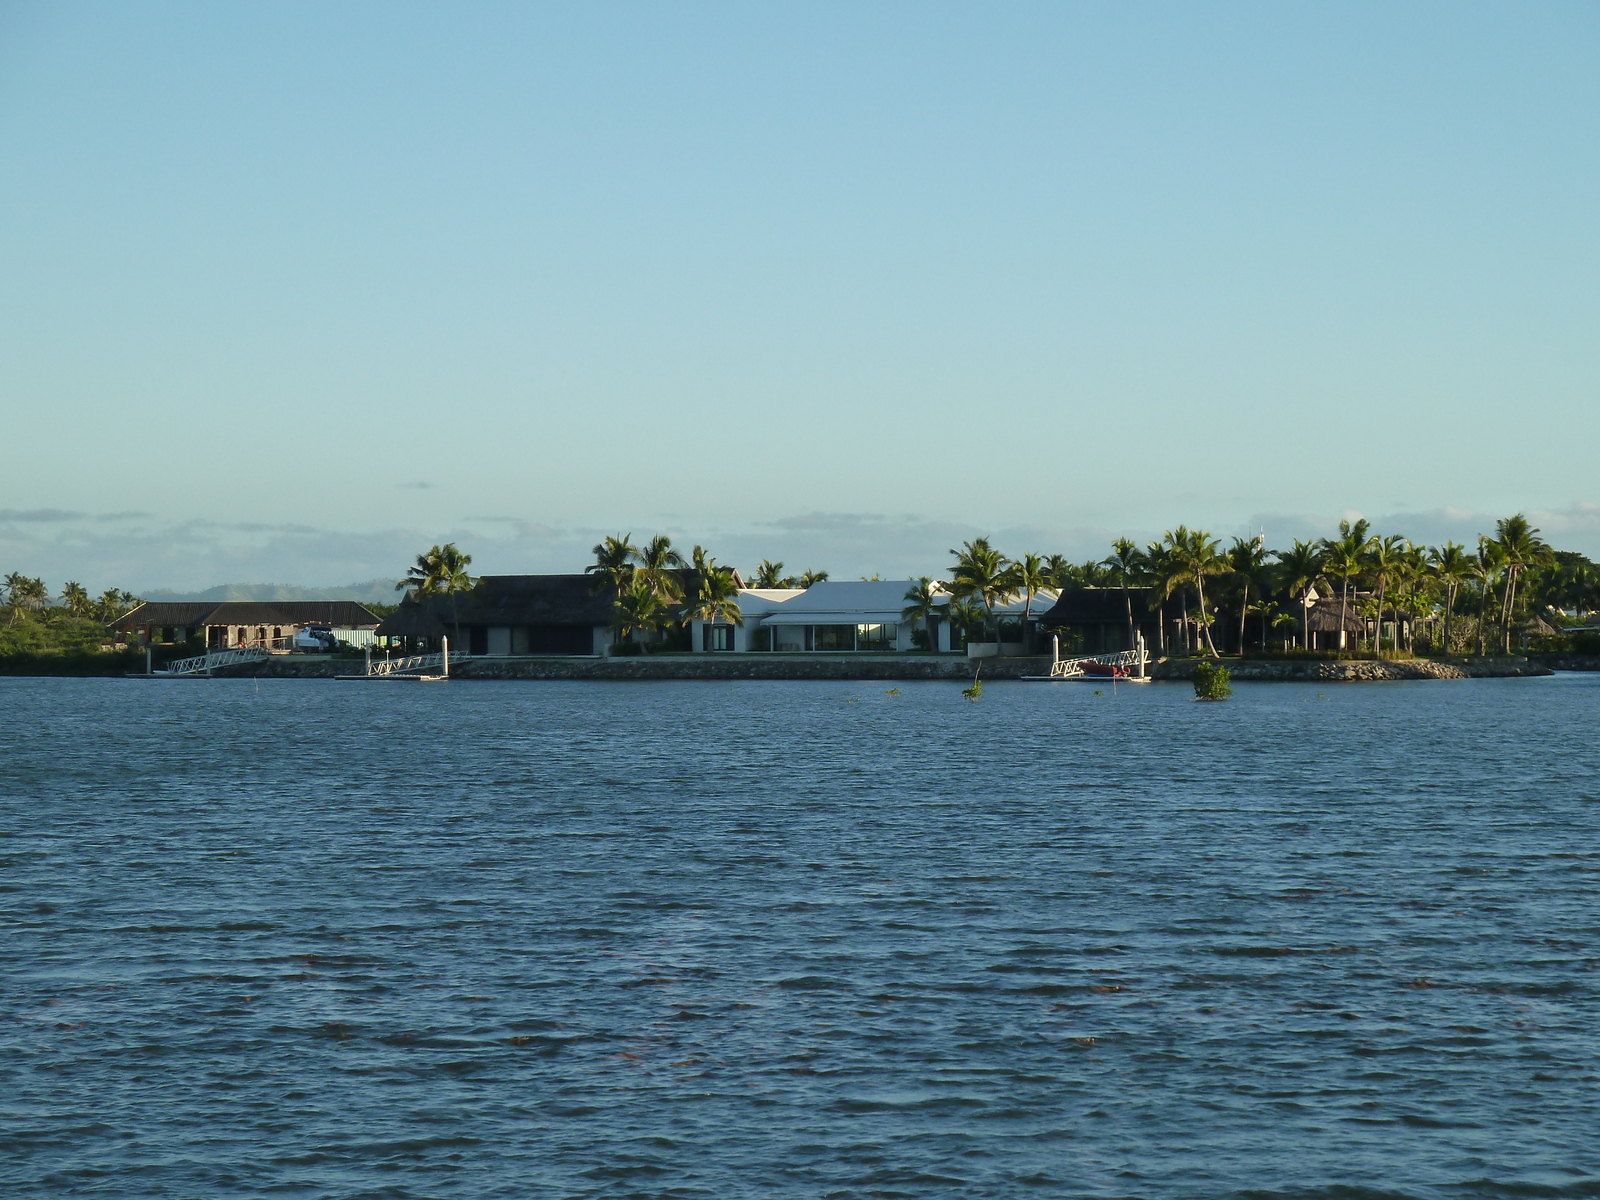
(709, 624, 735, 651)
(856, 622, 896, 651)
(773, 626, 806, 652)
(813, 624, 856, 651)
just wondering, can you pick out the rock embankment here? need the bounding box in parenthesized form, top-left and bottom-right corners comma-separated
(1153, 656, 1551, 682)
(219, 654, 1052, 681)
(213, 653, 1555, 683)
(1528, 653, 1600, 673)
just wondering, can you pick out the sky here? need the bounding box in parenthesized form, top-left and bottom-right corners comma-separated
(2, 2, 1597, 591)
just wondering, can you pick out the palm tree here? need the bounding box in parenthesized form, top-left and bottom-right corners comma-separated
(635, 535, 687, 603)
(397, 543, 476, 649)
(946, 595, 985, 648)
(1226, 536, 1271, 654)
(754, 560, 793, 588)
(1395, 542, 1427, 652)
(901, 577, 943, 651)
(1044, 553, 1076, 591)
(1271, 609, 1298, 650)
(1163, 527, 1224, 657)
(1246, 598, 1277, 652)
(1472, 538, 1504, 656)
(61, 581, 91, 617)
(612, 576, 668, 648)
(684, 555, 742, 648)
(94, 588, 129, 623)
(948, 538, 1013, 644)
(1494, 514, 1553, 653)
(4, 573, 46, 623)
(1143, 541, 1179, 653)
(1366, 535, 1406, 653)
(586, 534, 638, 597)
(1102, 538, 1146, 649)
(1319, 519, 1371, 651)
(1009, 553, 1050, 652)
(1273, 539, 1325, 651)
(797, 569, 829, 588)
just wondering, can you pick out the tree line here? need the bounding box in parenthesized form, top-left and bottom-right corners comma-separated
(922, 514, 1594, 659)
(586, 534, 741, 649)
(1, 573, 142, 625)
(396, 512, 1597, 659)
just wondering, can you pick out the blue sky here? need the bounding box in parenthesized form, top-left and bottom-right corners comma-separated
(2, 2, 1597, 590)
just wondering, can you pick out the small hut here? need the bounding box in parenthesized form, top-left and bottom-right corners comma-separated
(1305, 599, 1367, 651)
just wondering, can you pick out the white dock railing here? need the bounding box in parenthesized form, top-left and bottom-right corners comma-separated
(160, 645, 274, 676)
(1047, 633, 1149, 679)
(366, 651, 450, 677)
(362, 637, 461, 678)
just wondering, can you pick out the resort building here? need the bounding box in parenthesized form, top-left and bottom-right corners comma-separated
(734, 580, 931, 652)
(377, 575, 615, 655)
(1306, 598, 1384, 651)
(111, 601, 383, 649)
(686, 580, 1064, 654)
(1034, 588, 1178, 654)
(688, 588, 805, 652)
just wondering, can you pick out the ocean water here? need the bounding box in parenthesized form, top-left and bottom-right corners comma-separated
(3, 673, 1599, 1199)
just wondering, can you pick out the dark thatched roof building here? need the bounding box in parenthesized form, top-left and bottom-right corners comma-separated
(379, 574, 617, 655)
(1032, 587, 1185, 655)
(376, 571, 732, 656)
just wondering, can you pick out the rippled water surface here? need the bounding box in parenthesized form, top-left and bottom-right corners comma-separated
(4, 674, 1600, 1199)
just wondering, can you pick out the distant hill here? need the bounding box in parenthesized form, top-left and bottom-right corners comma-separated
(141, 579, 401, 604)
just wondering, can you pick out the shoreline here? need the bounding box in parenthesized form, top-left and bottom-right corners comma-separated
(152, 652, 1562, 682)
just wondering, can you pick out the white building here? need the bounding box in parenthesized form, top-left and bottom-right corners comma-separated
(688, 587, 804, 652)
(688, 579, 1063, 654)
(690, 580, 956, 653)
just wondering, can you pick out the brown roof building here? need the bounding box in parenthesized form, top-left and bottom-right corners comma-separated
(111, 601, 381, 648)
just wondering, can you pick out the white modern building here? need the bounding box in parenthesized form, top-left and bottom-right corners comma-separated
(688, 587, 804, 652)
(690, 580, 967, 653)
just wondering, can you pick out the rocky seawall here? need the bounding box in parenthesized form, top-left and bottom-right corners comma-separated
(1528, 653, 1600, 673)
(216, 654, 1049, 681)
(200, 653, 1557, 682)
(1153, 656, 1552, 682)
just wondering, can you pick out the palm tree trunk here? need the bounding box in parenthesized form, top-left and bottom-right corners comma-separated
(1475, 578, 1488, 655)
(1123, 585, 1134, 650)
(1443, 586, 1454, 654)
(1503, 570, 1518, 654)
(1196, 576, 1219, 656)
(1338, 579, 1350, 653)
(1237, 582, 1249, 655)
(1499, 570, 1514, 653)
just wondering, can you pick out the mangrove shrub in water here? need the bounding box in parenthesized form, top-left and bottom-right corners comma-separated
(1192, 659, 1233, 700)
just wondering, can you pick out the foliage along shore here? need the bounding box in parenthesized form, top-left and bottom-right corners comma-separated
(173, 652, 1556, 683)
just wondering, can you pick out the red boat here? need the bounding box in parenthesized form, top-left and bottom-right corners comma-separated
(1080, 660, 1131, 678)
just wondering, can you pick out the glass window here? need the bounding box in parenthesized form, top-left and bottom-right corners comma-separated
(712, 625, 734, 651)
(813, 624, 856, 651)
(773, 625, 806, 651)
(856, 622, 897, 651)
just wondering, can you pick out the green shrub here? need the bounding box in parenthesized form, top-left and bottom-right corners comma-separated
(1192, 659, 1233, 700)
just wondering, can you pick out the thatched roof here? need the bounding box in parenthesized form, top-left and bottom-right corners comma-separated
(1035, 587, 1181, 625)
(1305, 600, 1366, 634)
